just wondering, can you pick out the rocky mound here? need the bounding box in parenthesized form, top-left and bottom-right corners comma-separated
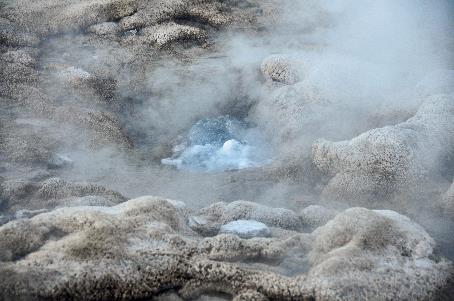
(312, 93, 454, 208)
(0, 197, 452, 300)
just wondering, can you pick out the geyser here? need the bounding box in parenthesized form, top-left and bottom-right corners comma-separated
(162, 115, 270, 171)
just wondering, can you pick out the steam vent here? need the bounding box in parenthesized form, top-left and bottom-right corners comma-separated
(0, 0, 453, 300)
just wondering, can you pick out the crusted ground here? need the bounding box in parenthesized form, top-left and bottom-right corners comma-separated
(0, 0, 453, 300)
(0, 197, 452, 300)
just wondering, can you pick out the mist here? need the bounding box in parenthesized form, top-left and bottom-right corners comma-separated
(1, 0, 454, 299)
(44, 0, 452, 201)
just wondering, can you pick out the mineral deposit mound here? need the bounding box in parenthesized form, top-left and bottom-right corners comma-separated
(0, 0, 453, 300)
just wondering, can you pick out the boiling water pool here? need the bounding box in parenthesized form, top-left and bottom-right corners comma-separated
(162, 116, 271, 172)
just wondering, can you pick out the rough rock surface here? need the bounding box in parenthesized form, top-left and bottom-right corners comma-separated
(0, 197, 451, 300)
(1, 176, 127, 213)
(1, 0, 453, 299)
(299, 204, 337, 229)
(307, 207, 453, 300)
(260, 55, 302, 85)
(312, 93, 454, 203)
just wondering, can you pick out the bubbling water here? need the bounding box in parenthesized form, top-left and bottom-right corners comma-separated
(162, 116, 271, 172)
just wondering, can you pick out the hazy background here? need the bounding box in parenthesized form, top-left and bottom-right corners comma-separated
(3, 0, 450, 257)
(41, 0, 451, 200)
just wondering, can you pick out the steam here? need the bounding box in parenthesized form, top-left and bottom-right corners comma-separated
(44, 0, 451, 188)
(9, 0, 452, 251)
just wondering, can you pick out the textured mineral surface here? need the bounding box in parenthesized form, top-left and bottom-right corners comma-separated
(0, 197, 452, 300)
(0, 0, 453, 300)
